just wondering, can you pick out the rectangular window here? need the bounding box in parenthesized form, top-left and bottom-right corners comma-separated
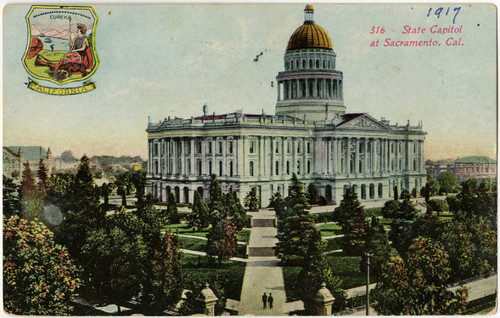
(229, 141, 233, 154)
(219, 141, 223, 154)
(186, 141, 191, 155)
(287, 142, 291, 154)
(250, 141, 255, 153)
(275, 161, 279, 175)
(208, 142, 212, 154)
(197, 142, 202, 154)
(307, 142, 311, 154)
(276, 141, 279, 154)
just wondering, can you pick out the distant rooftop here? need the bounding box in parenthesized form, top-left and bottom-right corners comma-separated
(7, 146, 49, 161)
(455, 156, 496, 164)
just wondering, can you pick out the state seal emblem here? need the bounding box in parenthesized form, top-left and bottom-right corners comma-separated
(22, 5, 99, 95)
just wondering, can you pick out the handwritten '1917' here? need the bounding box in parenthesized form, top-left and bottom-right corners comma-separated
(427, 7, 461, 24)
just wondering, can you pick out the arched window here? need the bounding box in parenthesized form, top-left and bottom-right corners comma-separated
(325, 185, 332, 202)
(174, 186, 180, 203)
(197, 186, 204, 199)
(323, 60, 326, 68)
(183, 187, 189, 204)
(309, 59, 313, 68)
(296, 60, 299, 68)
(369, 184, 375, 199)
(378, 183, 383, 198)
(361, 184, 366, 199)
(197, 160, 202, 176)
(302, 60, 306, 68)
(316, 59, 320, 68)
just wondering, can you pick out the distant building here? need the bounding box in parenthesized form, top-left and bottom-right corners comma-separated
(3, 147, 22, 180)
(145, 5, 427, 206)
(5, 146, 53, 177)
(426, 159, 455, 178)
(454, 156, 496, 181)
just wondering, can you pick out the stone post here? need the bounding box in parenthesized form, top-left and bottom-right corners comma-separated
(196, 283, 218, 316)
(314, 282, 335, 316)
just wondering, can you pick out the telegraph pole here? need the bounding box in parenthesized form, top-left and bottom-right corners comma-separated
(366, 252, 371, 316)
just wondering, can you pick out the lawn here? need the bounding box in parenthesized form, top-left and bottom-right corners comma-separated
(319, 223, 342, 236)
(164, 223, 210, 237)
(324, 237, 343, 251)
(181, 254, 246, 301)
(364, 207, 382, 218)
(282, 253, 378, 303)
(180, 236, 247, 258)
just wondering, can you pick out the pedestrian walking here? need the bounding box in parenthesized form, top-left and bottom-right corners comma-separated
(268, 293, 274, 309)
(262, 292, 267, 309)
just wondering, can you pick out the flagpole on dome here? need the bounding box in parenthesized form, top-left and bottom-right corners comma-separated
(304, 4, 314, 23)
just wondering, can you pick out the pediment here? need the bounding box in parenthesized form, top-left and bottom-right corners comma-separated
(337, 114, 387, 131)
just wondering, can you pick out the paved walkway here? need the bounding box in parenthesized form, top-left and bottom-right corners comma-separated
(238, 210, 288, 316)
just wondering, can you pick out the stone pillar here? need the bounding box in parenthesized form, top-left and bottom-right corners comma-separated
(346, 138, 351, 175)
(259, 136, 264, 177)
(180, 138, 185, 175)
(305, 79, 309, 98)
(339, 80, 343, 98)
(287, 80, 291, 99)
(148, 140, 153, 174)
(201, 139, 206, 175)
(326, 138, 330, 174)
(277, 81, 281, 101)
(190, 139, 195, 175)
(363, 138, 367, 174)
(314, 282, 335, 316)
(196, 283, 218, 316)
(297, 79, 301, 98)
(292, 138, 297, 174)
(354, 138, 359, 174)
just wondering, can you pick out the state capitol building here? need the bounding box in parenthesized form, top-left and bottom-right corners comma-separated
(146, 5, 427, 206)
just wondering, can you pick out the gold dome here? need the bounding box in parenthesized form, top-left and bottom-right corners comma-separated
(286, 23, 333, 51)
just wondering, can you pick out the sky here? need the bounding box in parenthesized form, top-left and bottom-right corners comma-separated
(2, 3, 497, 161)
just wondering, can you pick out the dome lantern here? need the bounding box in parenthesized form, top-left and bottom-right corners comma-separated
(304, 4, 314, 22)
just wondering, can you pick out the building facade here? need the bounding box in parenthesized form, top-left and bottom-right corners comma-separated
(454, 156, 496, 181)
(146, 5, 427, 206)
(3, 146, 53, 180)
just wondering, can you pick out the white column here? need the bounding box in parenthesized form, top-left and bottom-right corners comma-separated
(363, 138, 367, 174)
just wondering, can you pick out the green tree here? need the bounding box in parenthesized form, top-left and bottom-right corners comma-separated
(334, 187, 366, 256)
(244, 188, 259, 211)
(3, 176, 21, 217)
(269, 192, 285, 217)
(307, 183, 319, 205)
(209, 174, 227, 216)
(297, 258, 347, 314)
(20, 161, 35, 198)
(179, 281, 227, 316)
(226, 191, 246, 231)
(37, 159, 49, 192)
(189, 192, 210, 231)
(360, 216, 392, 276)
(114, 171, 135, 207)
(427, 174, 441, 196)
(100, 182, 115, 211)
(438, 171, 456, 194)
(427, 198, 449, 216)
(399, 189, 411, 200)
(372, 237, 469, 315)
(145, 231, 184, 314)
(166, 192, 180, 224)
(275, 213, 324, 266)
(130, 170, 146, 206)
(206, 219, 237, 264)
(4, 216, 80, 315)
(54, 155, 105, 268)
(81, 209, 148, 312)
(284, 173, 311, 218)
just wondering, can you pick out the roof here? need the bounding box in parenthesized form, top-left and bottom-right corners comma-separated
(455, 156, 496, 164)
(287, 22, 333, 51)
(335, 113, 366, 127)
(193, 112, 272, 121)
(7, 146, 48, 161)
(3, 147, 20, 158)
